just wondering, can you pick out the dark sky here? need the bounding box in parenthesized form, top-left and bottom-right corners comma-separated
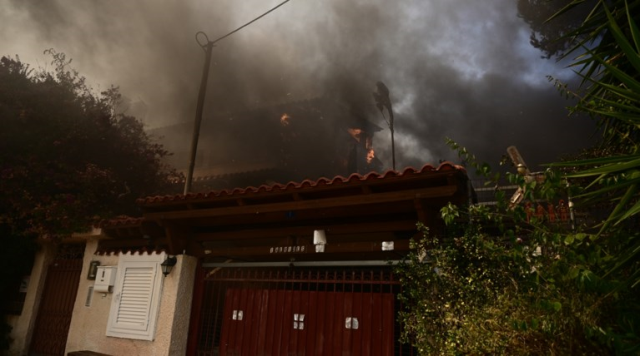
(0, 0, 596, 173)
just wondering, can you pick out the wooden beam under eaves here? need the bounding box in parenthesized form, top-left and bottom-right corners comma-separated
(165, 223, 192, 255)
(195, 220, 419, 241)
(145, 185, 457, 221)
(200, 240, 411, 258)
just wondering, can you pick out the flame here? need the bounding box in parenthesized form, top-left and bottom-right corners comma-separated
(349, 128, 375, 163)
(348, 128, 362, 142)
(280, 113, 290, 126)
(366, 148, 375, 164)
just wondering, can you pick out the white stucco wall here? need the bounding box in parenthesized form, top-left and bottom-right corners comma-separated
(168, 255, 197, 355)
(64, 240, 197, 356)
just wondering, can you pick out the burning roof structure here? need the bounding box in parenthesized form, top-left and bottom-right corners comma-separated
(149, 96, 384, 191)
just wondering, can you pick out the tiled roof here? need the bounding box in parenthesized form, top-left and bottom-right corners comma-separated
(100, 216, 145, 228)
(138, 162, 465, 206)
(94, 247, 165, 256)
(191, 168, 276, 182)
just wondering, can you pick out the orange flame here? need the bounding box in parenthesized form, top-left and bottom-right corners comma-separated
(366, 148, 375, 164)
(280, 113, 290, 126)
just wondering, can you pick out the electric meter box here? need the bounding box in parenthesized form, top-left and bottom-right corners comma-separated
(94, 266, 117, 293)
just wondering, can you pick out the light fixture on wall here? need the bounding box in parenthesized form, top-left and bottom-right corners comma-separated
(161, 256, 177, 277)
(87, 260, 100, 280)
(313, 230, 327, 253)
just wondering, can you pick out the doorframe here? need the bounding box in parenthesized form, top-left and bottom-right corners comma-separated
(28, 243, 85, 356)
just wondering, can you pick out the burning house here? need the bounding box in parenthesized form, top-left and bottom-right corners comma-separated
(149, 95, 384, 191)
(6, 89, 473, 356)
(6, 161, 470, 356)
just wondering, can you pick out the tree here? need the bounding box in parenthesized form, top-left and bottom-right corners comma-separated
(397, 2, 640, 349)
(397, 141, 639, 354)
(0, 51, 180, 238)
(0, 52, 180, 340)
(517, 0, 597, 59)
(547, 0, 640, 289)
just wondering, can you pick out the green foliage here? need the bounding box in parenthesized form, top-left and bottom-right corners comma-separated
(397, 141, 640, 354)
(401, 1, 640, 354)
(0, 52, 181, 239)
(517, 0, 597, 59)
(547, 0, 640, 288)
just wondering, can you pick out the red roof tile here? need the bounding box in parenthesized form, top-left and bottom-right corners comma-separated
(94, 247, 165, 256)
(138, 162, 466, 206)
(100, 216, 145, 228)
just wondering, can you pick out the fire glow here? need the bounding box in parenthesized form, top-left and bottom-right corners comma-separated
(366, 148, 375, 164)
(280, 113, 290, 126)
(347, 128, 362, 142)
(348, 127, 376, 165)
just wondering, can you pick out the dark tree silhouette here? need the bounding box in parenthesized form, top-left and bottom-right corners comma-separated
(0, 52, 181, 336)
(517, 0, 596, 59)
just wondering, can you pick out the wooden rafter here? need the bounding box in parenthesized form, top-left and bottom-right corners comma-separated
(144, 185, 458, 221)
(102, 165, 468, 259)
(194, 220, 418, 241)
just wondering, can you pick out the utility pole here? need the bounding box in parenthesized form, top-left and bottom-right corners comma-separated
(184, 32, 214, 195)
(389, 108, 395, 171)
(182, 0, 291, 194)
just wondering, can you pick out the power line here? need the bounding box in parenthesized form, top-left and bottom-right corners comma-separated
(184, 0, 292, 194)
(211, 0, 291, 45)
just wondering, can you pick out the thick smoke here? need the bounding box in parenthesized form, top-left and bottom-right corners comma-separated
(1, 0, 595, 174)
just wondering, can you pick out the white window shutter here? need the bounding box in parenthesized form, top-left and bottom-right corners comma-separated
(114, 265, 155, 330)
(106, 253, 165, 340)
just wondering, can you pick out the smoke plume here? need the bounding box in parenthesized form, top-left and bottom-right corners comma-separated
(1, 0, 595, 174)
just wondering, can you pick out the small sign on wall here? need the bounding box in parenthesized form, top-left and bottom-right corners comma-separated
(87, 261, 100, 280)
(94, 266, 117, 293)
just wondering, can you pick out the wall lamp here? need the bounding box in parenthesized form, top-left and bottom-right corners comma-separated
(161, 256, 177, 277)
(313, 229, 327, 253)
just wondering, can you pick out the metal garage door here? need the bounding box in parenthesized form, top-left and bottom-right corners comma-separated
(219, 288, 394, 355)
(189, 267, 413, 356)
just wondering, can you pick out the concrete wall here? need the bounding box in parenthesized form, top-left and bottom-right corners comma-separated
(64, 240, 197, 356)
(6, 230, 198, 356)
(167, 255, 197, 355)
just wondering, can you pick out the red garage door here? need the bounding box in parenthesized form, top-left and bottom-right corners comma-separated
(219, 289, 394, 356)
(188, 268, 413, 356)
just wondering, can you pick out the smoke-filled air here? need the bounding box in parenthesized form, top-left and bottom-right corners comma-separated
(1, 0, 595, 174)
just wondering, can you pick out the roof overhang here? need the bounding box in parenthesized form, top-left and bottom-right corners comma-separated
(131, 163, 469, 261)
